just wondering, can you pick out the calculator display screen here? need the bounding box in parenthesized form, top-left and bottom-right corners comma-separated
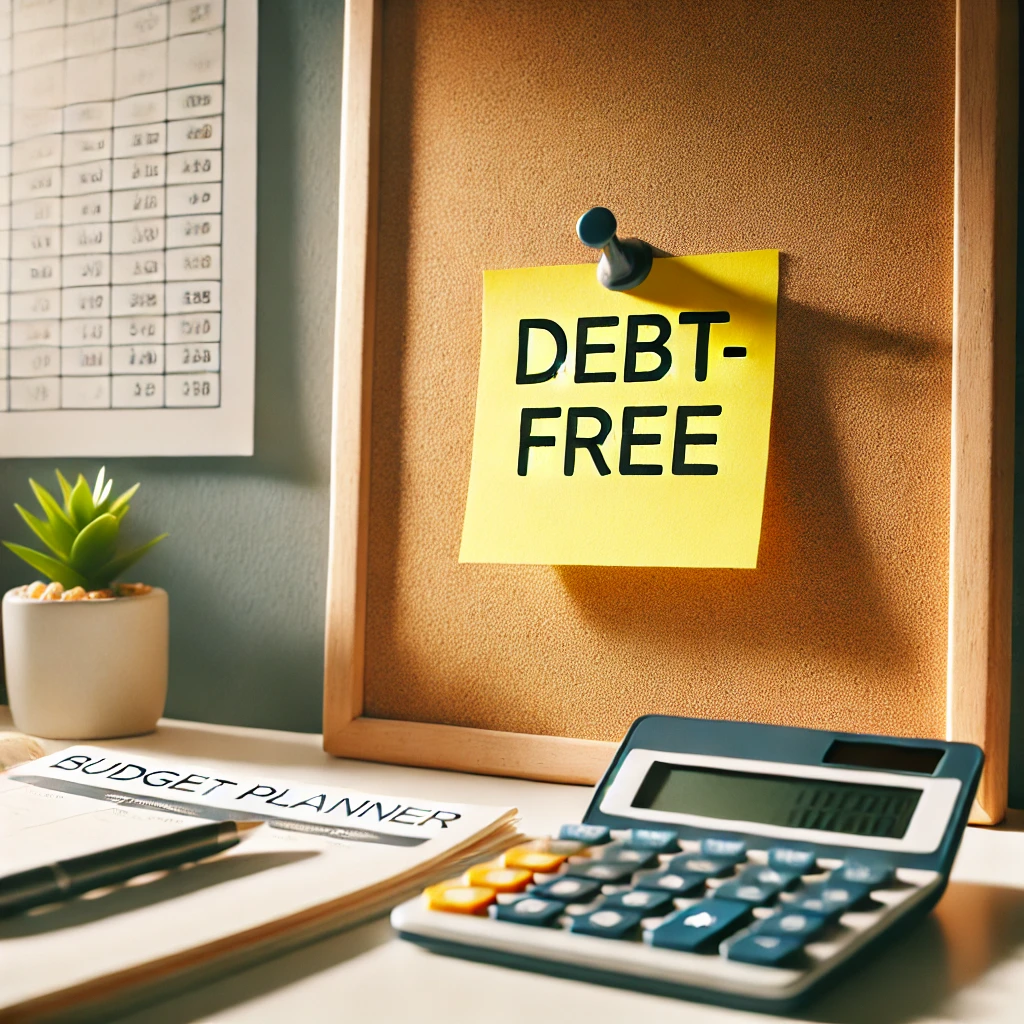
(632, 763, 923, 839)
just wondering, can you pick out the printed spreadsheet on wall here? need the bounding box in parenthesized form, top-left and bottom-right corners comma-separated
(0, 0, 256, 456)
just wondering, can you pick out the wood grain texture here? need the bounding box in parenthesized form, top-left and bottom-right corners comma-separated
(330, 718, 617, 784)
(323, 0, 1014, 799)
(948, 0, 1018, 824)
(323, 0, 380, 738)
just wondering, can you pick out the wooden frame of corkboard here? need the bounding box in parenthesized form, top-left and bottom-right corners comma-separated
(323, 0, 1018, 823)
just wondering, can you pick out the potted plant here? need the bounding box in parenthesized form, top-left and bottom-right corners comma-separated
(2, 468, 168, 739)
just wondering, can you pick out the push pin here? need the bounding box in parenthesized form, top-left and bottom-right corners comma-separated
(576, 207, 654, 291)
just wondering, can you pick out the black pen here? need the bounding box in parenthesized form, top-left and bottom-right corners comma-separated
(0, 820, 263, 918)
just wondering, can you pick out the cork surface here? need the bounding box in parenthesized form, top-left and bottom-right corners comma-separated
(363, 0, 954, 742)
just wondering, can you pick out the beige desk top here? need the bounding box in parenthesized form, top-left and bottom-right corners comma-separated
(4, 709, 1024, 1024)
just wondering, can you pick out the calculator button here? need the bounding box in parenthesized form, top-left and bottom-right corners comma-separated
(668, 856, 737, 879)
(727, 933, 804, 967)
(542, 839, 588, 856)
(591, 844, 660, 870)
(570, 908, 645, 940)
(735, 865, 802, 890)
(712, 879, 783, 906)
(425, 882, 497, 914)
(465, 865, 533, 893)
(494, 897, 565, 927)
(563, 861, 636, 884)
(700, 837, 747, 860)
(530, 876, 604, 903)
(755, 909, 829, 941)
(632, 868, 706, 896)
(559, 824, 611, 845)
(503, 846, 569, 873)
(648, 899, 752, 952)
(622, 828, 680, 853)
(838, 861, 895, 888)
(767, 847, 818, 873)
(600, 888, 676, 915)
(790, 880, 873, 920)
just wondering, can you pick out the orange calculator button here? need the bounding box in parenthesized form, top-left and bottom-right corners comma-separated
(503, 846, 569, 873)
(465, 865, 534, 893)
(424, 881, 497, 914)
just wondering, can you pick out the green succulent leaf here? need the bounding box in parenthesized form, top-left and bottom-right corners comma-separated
(28, 480, 77, 552)
(92, 533, 167, 587)
(107, 483, 140, 518)
(95, 479, 114, 512)
(55, 469, 73, 509)
(68, 475, 96, 530)
(7, 469, 165, 591)
(2, 543, 87, 589)
(14, 504, 70, 559)
(31, 478, 73, 527)
(69, 514, 119, 575)
(91, 466, 107, 506)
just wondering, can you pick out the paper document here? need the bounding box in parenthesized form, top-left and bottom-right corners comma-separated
(0, 0, 257, 456)
(1, 745, 518, 1019)
(460, 250, 779, 567)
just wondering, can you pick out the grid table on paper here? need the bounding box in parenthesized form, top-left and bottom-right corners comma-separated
(0, 0, 227, 415)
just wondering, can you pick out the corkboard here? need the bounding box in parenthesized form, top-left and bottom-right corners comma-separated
(325, 0, 1017, 820)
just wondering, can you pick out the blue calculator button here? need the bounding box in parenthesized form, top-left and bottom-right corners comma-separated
(570, 907, 644, 940)
(791, 880, 873, 919)
(623, 828, 680, 853)
(564, 861, 636, 884)
(767, 847, 818, 873)
(600, 888, 676, 915)
(494, 897, 565, 927)
(648, 899, 752, 952)
(668, 856, 737, 879)
(727, 933, 804, 967)
(838, 860, 895, 888)
(700, 837, 747, 860)
(592, 844, 660, 870)
(633, 868, 706, 896)
(736, 865, 802, 890)
(712, 879, 783, 906)
(755, 909, 829, 941)
(558, 824, 611, 845)
(530, 876, 604, 903)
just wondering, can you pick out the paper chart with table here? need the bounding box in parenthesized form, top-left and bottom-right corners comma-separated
(0, 0, 256, 456)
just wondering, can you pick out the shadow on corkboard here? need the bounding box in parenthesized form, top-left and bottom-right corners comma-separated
(556, 253, 938, 671)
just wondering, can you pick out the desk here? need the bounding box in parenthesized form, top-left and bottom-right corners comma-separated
(4, 709, 1024, 1024)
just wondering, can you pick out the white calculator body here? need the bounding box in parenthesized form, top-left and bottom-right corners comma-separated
(392, 715, 982, 1013)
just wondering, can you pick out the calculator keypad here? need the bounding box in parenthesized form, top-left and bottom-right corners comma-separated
(407, 825, 939, 997)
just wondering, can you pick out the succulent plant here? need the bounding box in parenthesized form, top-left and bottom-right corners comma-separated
(3, 468, 167, 592)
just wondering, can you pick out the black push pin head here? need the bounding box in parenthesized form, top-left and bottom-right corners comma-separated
(576, 207, 653, 291)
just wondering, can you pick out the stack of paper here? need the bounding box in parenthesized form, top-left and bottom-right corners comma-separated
(0, 746, 519, 1020)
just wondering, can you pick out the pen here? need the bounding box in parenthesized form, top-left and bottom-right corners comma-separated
(0, 820, 262, 918)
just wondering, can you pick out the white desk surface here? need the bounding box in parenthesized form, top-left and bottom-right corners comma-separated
(4, 709, 1024, 1024)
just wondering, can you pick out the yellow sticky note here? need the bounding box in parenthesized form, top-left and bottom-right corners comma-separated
(459, 250, 778, 568)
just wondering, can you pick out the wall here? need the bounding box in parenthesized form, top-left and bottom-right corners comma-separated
(0, 0, 342, 734)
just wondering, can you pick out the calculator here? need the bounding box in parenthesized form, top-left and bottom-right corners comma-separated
(391, 715, 982, 1012)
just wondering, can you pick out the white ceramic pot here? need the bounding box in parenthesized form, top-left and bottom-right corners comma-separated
(2, 587, 169, 739)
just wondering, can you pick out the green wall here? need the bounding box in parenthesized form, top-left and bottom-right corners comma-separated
(0, 0, 341, 733)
